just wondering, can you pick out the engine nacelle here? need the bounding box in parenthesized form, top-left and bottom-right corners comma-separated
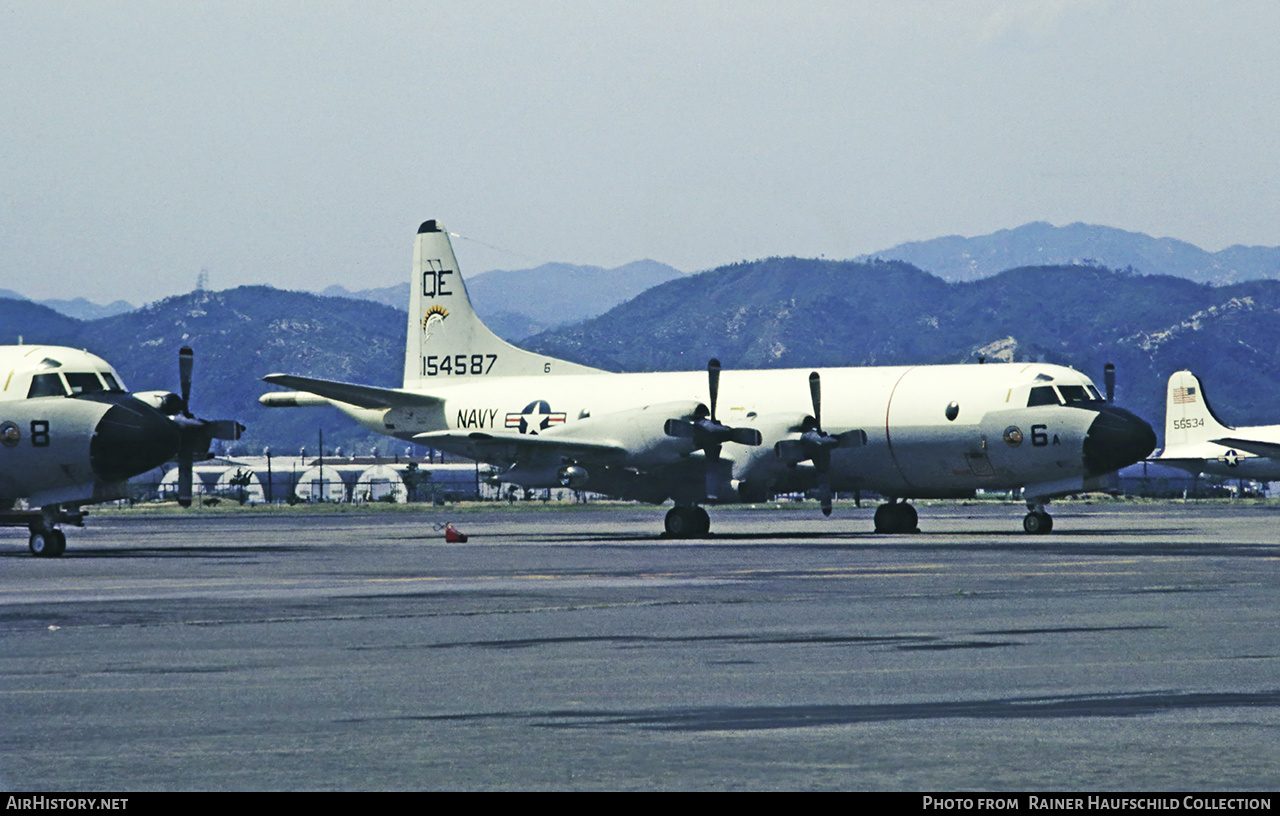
(132, 390, 185, 415)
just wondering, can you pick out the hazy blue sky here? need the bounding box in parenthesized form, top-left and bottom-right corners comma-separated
(3, 1, 1277, 305)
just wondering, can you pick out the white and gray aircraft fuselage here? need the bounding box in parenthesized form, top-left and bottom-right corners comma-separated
(261, 220, 1156, 535)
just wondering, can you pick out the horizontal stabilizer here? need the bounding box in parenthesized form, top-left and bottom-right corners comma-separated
(261, 374, 443, 409)
(1211, 437, 1280, 459)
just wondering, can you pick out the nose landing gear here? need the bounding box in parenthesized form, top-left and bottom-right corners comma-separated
(1023, 502, 1053, 534)
(3, 506, 82, 557)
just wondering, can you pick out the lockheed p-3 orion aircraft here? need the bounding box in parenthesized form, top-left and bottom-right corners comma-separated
(261, 220, 1156, 536)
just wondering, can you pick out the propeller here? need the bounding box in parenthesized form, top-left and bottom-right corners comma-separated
(775, 370, 867, 516)
(1104, 362, 1116, 403)
(663, 359, 762, 500)
(801, 372, 840, 515)
(170, 346, 245, 507)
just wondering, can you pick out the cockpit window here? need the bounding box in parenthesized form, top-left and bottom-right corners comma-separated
(65, 372, 106, 394)
(1027, 386, 1060, 407)
(28, 373, 68, 398)
(1058, 385, 1091, 404)
(101, 372, 123, 392)
(1086, 385, 1103, 401)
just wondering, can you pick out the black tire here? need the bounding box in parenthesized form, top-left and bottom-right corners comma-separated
(899, 503, 919, 533)
(1023, 511, 1053, 534)
(666, 506, 710, 538)
(665, 507, 692, 537)
(873, 504, 892, 532)
(874, 503, 918, 534)
(693, 506, 710, 536)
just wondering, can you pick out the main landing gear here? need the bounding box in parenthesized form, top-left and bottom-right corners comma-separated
(873, 501, 919, 534)
(1023, 502, 1053, 534)
(665, 505, 711, 538)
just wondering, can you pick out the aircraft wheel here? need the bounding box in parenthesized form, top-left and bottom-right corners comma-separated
(664, 507, 691, 537)
(665, 506, 708, 538)
(874, 503, 918, 534)
(1023, 511, 1053, 534)
(898, 503, 919, 532)
(873, 504, 888, 532)
(693, 506, 711, 536)
(29, 529, 65, 557)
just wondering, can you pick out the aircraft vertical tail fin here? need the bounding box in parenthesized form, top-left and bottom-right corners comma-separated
(403, 221, 601, 389)
(1164, 370, 1232, 451)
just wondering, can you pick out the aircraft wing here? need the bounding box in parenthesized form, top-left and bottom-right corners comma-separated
(1150, 457, 1210, 472)
(261, 374, 443, 409)
(1211, 438, 1280, 459)
(415, 430, 629, 464)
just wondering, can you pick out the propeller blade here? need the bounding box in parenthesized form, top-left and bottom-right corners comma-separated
(837, 429, 868, 448)
(179, 346, 194, 415)
(171, 345, 245, 506)
(1104, 362, 1116, 403)
(177, 439, 193, 508)
(809, 371, 822, 431)
(806, 442, 832, 474)
(707, 358, 721, 422)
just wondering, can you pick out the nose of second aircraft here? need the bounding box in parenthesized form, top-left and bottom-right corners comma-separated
(90, 396, 182, 482)
(1082, 405, 1157, 476)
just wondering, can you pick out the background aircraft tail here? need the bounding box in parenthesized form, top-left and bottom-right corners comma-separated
(403, 221, 600, 389)
(1163, 370, 1232, 451)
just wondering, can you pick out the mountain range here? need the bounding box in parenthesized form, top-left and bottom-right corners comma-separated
(863, 221, 1280, 285)
(4, 222, 1280, 456)
(528, 259, 1280, 437)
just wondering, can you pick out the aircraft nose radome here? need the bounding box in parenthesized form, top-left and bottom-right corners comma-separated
(1083, 405, 1157, 476)
(90, 398, 182, 482)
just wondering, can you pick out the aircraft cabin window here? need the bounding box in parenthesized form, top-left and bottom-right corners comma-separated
(1057, 385, 1090, 404)
(1027, 386, 1061, 407)
(28, 373, 68, 398)
(65, 372, 106, 394)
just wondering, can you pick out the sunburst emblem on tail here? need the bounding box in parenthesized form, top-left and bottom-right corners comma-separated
(422, 304, 449, 341)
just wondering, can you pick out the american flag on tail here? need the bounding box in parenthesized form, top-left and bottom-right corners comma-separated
(1173, 386, 1198, 404)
